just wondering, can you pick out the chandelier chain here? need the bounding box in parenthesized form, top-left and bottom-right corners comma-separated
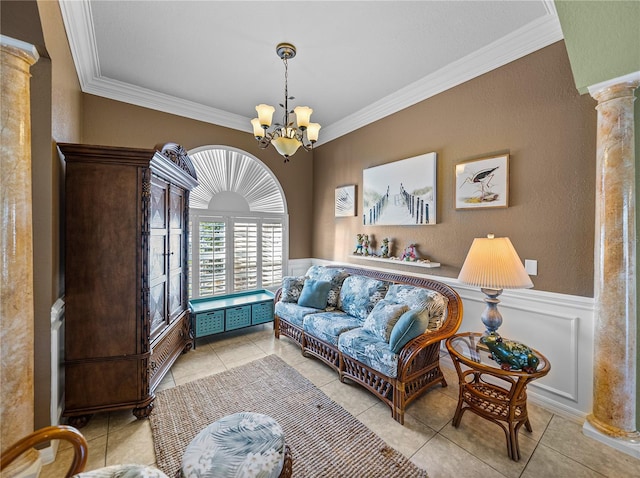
(283, 56, 289, 127)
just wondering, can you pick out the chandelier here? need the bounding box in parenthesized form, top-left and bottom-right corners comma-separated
(251, 43, 321, 162)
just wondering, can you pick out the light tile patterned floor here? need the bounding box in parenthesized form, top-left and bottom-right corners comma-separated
(43, 324, 640, 478)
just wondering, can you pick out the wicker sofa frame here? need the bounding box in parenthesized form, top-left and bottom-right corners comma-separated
(274, 265, 463, 424)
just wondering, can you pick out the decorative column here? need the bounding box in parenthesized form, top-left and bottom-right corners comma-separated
(0, 36, 40, 476)
(586, 74, 640, 443)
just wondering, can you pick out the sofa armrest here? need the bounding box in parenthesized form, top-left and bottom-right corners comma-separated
(274, 287, 283, 303)
(396, 292, 464, 380)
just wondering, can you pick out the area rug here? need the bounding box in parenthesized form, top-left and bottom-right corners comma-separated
(149, 354, 428, 477)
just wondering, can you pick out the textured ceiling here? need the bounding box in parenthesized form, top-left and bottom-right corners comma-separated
(60, 1, 563, 145)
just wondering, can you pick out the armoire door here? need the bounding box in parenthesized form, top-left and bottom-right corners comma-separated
(149, 175, 170, 340)
(168, 186, 186, 322)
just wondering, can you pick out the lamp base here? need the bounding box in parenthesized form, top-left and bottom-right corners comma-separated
(480, 288, 504, 335)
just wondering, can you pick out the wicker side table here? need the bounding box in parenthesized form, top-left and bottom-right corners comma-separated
(446, 332, 550, 461)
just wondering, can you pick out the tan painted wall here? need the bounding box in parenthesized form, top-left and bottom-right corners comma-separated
(312, 41, 597, 297)
(81, 94, 313, 259)
(39, 0, 83, 144)
(34, 0, 82, 431)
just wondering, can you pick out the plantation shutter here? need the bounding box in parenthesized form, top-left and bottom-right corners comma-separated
(198, 220, 227, 296)
(261, 222, 283, 288)
(233, 221, 258, 291)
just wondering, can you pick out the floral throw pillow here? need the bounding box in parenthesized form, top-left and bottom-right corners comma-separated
(362, 299, 409, 342)
(280, 276, 306, 303)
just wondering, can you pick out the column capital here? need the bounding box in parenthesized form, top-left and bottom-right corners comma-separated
(0, 35, 39, 65)
(588, 71, 640, 103)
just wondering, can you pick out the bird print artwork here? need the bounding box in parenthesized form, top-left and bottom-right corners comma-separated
(459, 166, 500, 203)
(455, 155, 509, 209)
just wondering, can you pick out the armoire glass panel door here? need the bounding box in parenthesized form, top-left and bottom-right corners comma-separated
(168, 187, 186, 320)
(149, 176, 169, 339)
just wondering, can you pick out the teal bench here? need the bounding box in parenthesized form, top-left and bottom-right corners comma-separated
(189, 290, 275, 345)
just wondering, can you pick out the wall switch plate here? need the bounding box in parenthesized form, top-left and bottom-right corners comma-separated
(525, 259, 538, 276)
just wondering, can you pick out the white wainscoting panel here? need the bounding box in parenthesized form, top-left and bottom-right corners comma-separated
(312, 258, 595, 421)
(288, 258, 313, 276)
(451, 283, 594, 420)
(42, 297, 66, 464)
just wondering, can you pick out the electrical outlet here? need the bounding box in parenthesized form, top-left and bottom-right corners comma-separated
(525, 259, 538, 276)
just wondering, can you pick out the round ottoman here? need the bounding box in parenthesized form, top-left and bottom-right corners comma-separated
(180, 412, 292, 478)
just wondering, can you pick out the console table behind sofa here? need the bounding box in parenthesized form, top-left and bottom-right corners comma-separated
(274, 265, 463, 424)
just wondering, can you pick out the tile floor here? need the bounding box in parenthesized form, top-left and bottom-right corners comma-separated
(44, 324, 640, 478)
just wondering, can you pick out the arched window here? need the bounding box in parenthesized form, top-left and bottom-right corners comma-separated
(188, 146, 288, 298)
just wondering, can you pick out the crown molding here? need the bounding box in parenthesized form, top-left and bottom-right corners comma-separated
(83, 76, 252, 132)
(317, 10, 564, 145)
(59, 0, 100, 89)
(60, 1, 563, 144)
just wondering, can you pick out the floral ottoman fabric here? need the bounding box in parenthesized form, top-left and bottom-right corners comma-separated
(74, 465, 169, 478)
(180, 412, 285, 478)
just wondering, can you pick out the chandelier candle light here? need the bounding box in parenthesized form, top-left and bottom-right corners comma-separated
(251, 43, 320, 162)
(457, 234, 533, 336)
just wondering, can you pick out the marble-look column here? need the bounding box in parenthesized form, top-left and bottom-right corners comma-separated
(1, 36, 40, 476)
(586, 75, 639, 441)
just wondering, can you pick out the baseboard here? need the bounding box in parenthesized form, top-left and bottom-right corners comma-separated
(38, 442, 57, 466)
(583, 421, 640, 459)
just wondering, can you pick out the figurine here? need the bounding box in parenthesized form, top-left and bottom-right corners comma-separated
(400, 244, 419, 262)
(354, 234, 364, 255)
(480, 333, 540, 373)
(380, 238, 390, 258)
(363, 234, 372, 256)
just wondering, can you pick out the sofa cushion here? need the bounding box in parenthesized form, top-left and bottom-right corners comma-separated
(385, 284, 449, 327)
(303, 311, 361, 346)
(298, 279, 332, 309)
(338, 275, 390, 322)
(362, 300, 409, 342)
(275, 301, 323, 327)
(338, 328, 398, 378)
(388, 308, 431, 353)
(305, 266, 350, 308)
(280, 276, 307, 303)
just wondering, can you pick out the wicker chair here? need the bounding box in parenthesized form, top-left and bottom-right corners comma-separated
(0, 425, 168, 477)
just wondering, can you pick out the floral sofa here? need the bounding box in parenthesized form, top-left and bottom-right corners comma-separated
(274, 265, 463, 424)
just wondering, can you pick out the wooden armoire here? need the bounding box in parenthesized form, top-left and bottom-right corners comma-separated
(58, 142, 198, 426)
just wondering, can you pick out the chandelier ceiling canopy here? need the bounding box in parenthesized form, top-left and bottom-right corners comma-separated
(251, 43, 320, 162)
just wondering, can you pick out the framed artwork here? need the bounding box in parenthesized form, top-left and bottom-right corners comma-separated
(335, 185, 356, 217)
(455, 154, 509, 209)
(363, 152, 437, 225)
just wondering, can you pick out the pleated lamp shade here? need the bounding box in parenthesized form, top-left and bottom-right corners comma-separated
(458, 235, 533, 290)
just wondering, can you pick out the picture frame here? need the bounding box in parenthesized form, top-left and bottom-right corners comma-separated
(335, 185, 356, 217)
(363, 152, 437, 225)
(455, 154, 509, 210)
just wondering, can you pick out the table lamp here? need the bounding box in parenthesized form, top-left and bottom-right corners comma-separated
(458, 234, 533, 335)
